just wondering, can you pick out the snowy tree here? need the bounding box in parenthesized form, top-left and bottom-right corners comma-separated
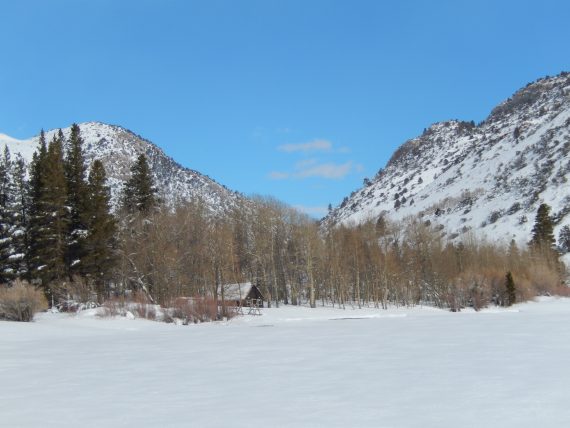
(0, 147, 16, 283)
(0, 148, 29, 283)
(10, 154, 30, 279)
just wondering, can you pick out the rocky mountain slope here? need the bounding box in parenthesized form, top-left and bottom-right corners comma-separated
(325, 72, 570, 245)
(0, 122, 242, 212)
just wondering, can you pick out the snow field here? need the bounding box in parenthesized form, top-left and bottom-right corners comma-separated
(1, 298, 570, 427)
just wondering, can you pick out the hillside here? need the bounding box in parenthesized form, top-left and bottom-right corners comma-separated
(325, 72, 570, 245)
(0, 122, 242, 213)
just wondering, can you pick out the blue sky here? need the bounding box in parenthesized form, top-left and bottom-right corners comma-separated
(1, 0, 569, 216)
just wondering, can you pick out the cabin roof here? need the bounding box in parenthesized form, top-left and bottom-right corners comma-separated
(218, 282, 263, 301)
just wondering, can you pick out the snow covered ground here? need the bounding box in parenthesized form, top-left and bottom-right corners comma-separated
(1, 298, 570, 427)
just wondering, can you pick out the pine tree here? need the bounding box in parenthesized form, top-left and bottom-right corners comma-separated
(529, 203, 557, 264)
(28, 132, 68, 297)
(27, 130, 48, 282)
(0, 148, 29, 283)
(64, 124, 89, 275)
(122, 154, 158, 215)
(0, 146, 15, 283)
(83, 160, 116, 300)
(10, 154, 29, 278)
(44, 134, 69, 283)
(558, 225, 570, 253)
(505, 271, 516, 306)
(530, 203, 555, 248)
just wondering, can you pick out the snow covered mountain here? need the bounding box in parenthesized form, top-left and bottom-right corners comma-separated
(325, 72, 570, 246)
(0, 122, 242, 212)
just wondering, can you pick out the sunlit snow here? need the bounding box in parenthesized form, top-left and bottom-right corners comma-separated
(1, 298, 569, 427)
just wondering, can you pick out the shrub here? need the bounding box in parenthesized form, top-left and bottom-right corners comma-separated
(133, 303, 157, 320)
(0, 280, 49, 322)
(488, 210, 503, 224)
(101, 296, 127, 317)
(168, 298, 195, 324)
(52, 276, 98, 312)
(526, 263, 560, 296)
(507, 202, 521, 215)
(165, 296, 241, 324)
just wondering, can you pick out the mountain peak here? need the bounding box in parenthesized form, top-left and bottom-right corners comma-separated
(385, 119, 476, 169)
(488, 71, 570, 123)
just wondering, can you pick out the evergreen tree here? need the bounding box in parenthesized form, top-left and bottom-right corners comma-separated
(529, 203, 557, 261)
(64, 124, 89, 275)
(28, 131, 47, 211)
(558, 225, 570, 253)
(27, 131, 48, 282)
(0, 148, 28, 283)
(122, 154, 158, 215)
(28, 132, 68, 296)
(530, 203, 555, 248)
(505, 271, 516, 306)
(10, 154, 29, 278)
(0, 146, 16, 283)
(83, 160, 117, 300)
(44, 134, 69, 283)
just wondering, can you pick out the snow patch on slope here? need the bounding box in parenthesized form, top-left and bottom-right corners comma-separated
(327, 72, 570, 246)
(0, 122, 243, 213)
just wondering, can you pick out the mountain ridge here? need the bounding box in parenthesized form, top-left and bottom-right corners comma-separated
(0, 121, 243, 213)
(325, 72, 570, 246)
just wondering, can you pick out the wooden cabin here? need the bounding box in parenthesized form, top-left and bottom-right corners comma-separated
(218, 282, 264, 307)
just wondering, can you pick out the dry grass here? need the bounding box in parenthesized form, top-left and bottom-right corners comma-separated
(0, 280, 48, 322)
(99, 293, 159, 321)
(447, 261, 568, 311)
(166, 296, 224, 324)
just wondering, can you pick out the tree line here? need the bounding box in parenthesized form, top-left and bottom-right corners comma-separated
(117, 194, 565, 312)
(1, 126, 567, 313)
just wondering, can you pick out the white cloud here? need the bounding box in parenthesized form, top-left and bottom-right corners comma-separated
(294, 161, 354, 179)
(270, 138, 360, 180)
(278, 139, 332, 153)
